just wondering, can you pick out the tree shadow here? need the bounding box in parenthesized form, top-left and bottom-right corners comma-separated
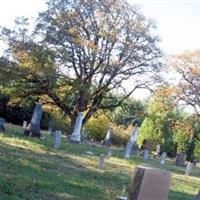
(169, 190, 197, 200)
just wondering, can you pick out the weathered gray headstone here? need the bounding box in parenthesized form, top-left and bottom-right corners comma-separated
(124, 126, 139, 159)
(142, 150, 149, 160)
(175, 153, 186, 166)
(53, 130, 62, 149)
(107, 147, 112, 157)
(129, 166, 171, 200)
(23, 121, 28, 129)
(70, 112, 83, 143)
(132, 142, 139, 157)
(48, 126, 53, 135)
(160, 152, 167, 165)
(24, 123, 31, 136)
(116, 197, 128, 200)
(103, 127, 112, 146)
(98, 154, 105, 169)
(82, 128, 89, 144)
(0, 117, 5, 132)
(30, 103, 43, 138)
(185, 162, 194, 176)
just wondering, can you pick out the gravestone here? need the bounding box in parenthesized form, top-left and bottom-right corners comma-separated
(195, 190, 200, 200)
(107, 147, 112, 157)
(129, 166, 171, 200)
(82, 128, 88, 144)
(53, 130, 62, 149)
(0, 117, 5, 132)
(132, 142, 138, 157)
(160, 152, 167, 165)
(23, 121, 28, 129)
(30, 103, 43, 138)
(116, 197, 128, 200)
(175, 153, 186, 166)
(48, 126, 53, 136)
(24, 123, 31, 136)
(103, 128, 112, 146)
(98, 154, 105, 169)
(70, 112, 83, 143)
(185, 162, 193, 176)
(124, 125, 139, 159)
(142, 150, 149, 160)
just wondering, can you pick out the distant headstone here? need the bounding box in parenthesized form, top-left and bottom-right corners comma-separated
(24, 123, 31, 136)
(195, 190, 200, 200)
(53, 130, 62, 149)
(103, 128, 112, 146)
(98, 154, 105, 169)
(185, 162, 194, 176)
(23, 121, 28, 129)
(70, 112, 83, 143)
(82, 128, 89, 144)
(132, 142, 139, 157)
(124, 125, 139, 159)
(107, 147, 112, 157)
(116, 197, 128, 200)
(175, 153, 186, 166)
(30, 103, 43, 138)
(142, 150, 149, 160)
(129, 166, 171, 200)
(160, 152, 167, 165)
(48, 126, 53, 136)
(125, 141, 132, 159)
(0, 117, 5, 132)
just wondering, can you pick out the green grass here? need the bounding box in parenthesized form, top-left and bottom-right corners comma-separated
(0, 123, 199, 200)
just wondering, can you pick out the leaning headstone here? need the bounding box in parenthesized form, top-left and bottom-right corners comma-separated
(23, 121, 28, 129)
(175, 153, 186, 166)
(124, 125, 139, 159)
(70, 112, 83, 143)
(142, 150, 149, 160)
(82, 128, 89, 144)
(160, 152, 167, 165)
(185, 162, 194, 176)
(0, 117, 5, 132)
(103, 127, 113, 146)
(195, 190, 200, 200)
(53, 130, 62, 149)
(98, 154, 105, 169)
(129, 166, 171, 200)
(30, 103, 43, 138)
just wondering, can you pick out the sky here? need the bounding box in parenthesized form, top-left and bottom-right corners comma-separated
(0, 0, 199, 54)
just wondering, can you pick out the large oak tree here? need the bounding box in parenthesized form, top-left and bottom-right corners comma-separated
(0, 0, 162, 131)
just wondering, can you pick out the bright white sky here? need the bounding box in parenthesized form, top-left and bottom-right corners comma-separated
(0, 0, 199, 54)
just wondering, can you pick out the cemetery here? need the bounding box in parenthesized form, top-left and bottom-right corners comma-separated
(0, 0, 200, 199)
(0, 121, 200, 200)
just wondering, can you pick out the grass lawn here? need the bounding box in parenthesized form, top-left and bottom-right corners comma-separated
(0, 123, 200, 200)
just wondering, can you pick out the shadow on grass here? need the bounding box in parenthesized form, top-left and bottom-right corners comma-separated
(169, 190, 196, 200)
(0, 142, 130, 200)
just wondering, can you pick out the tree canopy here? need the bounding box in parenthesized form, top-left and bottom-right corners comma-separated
(0, 0, 162, 129)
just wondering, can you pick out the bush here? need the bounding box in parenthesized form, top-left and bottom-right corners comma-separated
(85, 113, 111, 141)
